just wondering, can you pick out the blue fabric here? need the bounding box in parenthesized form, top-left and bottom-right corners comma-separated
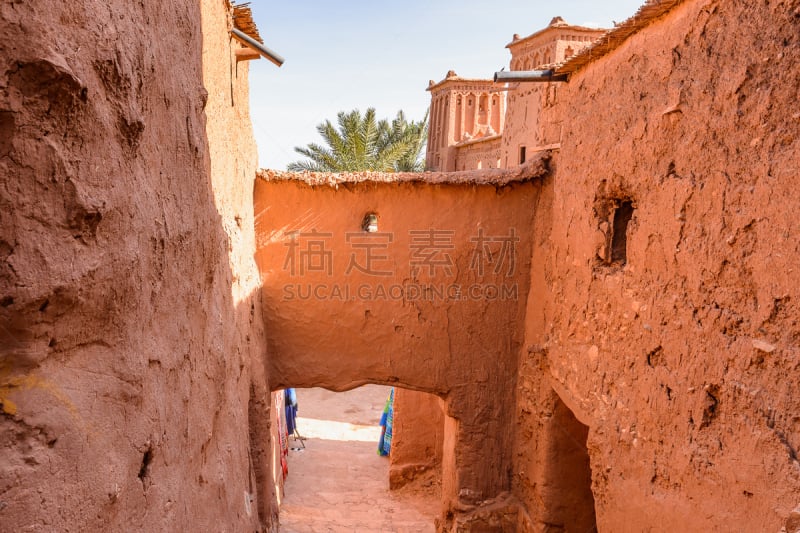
(285, 388, 298, 435)
(378, 388, 394, 456)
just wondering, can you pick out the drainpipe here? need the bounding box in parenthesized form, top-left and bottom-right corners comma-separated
(493, 69, 567, 83)
(231, 28, 285, 67)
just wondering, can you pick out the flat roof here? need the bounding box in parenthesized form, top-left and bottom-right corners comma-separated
(427, 73, 502, 92)
(506, 17, 606, 49)
(232, 2, 262, 43)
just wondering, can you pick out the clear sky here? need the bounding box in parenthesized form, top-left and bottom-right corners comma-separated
(249, 0, 644, 170)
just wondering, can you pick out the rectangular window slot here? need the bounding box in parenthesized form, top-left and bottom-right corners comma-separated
(610, 200, 634, 264)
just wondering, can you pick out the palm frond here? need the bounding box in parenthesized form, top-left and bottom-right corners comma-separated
(288, 107, 429, 172)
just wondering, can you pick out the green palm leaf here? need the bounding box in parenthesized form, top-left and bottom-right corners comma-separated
(288, 107, 429, 172)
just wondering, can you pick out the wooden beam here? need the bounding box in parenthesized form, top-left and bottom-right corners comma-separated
(235, 48, 261, 62)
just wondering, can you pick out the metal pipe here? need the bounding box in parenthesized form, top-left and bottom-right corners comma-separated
(493, 69, 567, 83)
(231, 28, 284, 67)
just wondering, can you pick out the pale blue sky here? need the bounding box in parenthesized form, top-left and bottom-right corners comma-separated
(249, 1, 643, 170)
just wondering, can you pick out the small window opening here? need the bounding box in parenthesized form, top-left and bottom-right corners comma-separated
(138, 445, 153, 481)
(519, 146, 527, 165)
(362, 213, 379, 233)
(610, 201, 634, 264)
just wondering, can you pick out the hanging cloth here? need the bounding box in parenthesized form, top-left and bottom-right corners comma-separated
(378, 388, 395, 456)
(285, 388, 298, 436)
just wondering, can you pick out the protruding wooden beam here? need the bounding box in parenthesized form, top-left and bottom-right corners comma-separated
(231, 28, 284, 67)
(235, 47, 261, 62)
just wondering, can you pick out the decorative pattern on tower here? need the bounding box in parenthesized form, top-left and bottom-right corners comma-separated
(425, 17, 606, 172)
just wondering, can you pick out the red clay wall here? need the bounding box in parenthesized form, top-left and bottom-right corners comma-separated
(454, 136, 502, 171)
(389, 388, 446, 489)
(516, 0, 800, 530)
(200, 0, 277, 526)
(0, 1, 273, 530)
(500, 84, 561, 168)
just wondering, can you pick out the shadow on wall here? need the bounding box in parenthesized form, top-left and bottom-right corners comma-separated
(0, 28, 276, 533)
(0, 1, 281, 530)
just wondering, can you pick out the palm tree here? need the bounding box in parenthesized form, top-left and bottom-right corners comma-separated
(386, 110, 428, 172)
(288, 108, 428, 172)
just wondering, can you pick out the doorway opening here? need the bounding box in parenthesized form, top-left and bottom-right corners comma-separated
(274, 385, 444, 532)
(542, 390, 597, 532)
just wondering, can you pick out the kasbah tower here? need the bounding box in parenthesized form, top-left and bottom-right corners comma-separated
(426, 17, 605, 172)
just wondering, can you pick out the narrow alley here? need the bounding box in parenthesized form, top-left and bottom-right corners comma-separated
(279, 386, 439, 532)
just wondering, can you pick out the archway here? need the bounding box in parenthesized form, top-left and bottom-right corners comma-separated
(253, 169, 546, 527)
(275, 385, 446, 531)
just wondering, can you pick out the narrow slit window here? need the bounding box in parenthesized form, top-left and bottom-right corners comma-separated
(519, 146, 527, 165)
(610, 201, 634, 264)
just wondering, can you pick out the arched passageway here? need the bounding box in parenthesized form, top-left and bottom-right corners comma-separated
(277, 386, 441, 531)
(253, 164, 548, 527)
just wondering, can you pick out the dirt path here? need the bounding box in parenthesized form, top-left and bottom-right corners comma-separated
(278, 385, 438, 532)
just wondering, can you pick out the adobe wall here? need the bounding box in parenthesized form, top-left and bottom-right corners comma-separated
(253, 167, 543, 528)
(516, 0, 800, 530)
(200, 0, 277, 528)
(0, 1, 273, 531)
(454, 136, 502, 171)
(389, 388, 445, 489)
(499, 83, 561, 168)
